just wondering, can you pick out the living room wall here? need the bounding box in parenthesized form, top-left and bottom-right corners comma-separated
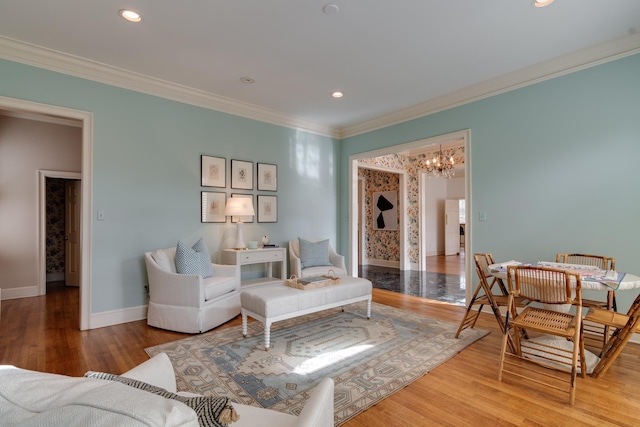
(340, 52, 640, 312)
(0, 58, 340, 323)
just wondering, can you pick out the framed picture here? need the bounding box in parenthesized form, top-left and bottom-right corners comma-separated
(372, 191, 397, 230)
(230, 193, 254, 223)
(231, 159, 254, 190)
(257, 195, 278, 223)
(201, 191, 226, 223)
(257, 163, 277, 191)
(201, 155, 226, 188)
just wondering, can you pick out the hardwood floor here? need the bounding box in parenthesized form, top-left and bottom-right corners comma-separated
(1, 276, 639, 426)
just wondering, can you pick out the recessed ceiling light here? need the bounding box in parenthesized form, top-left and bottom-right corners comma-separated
(240, 77, 255, 84)
(323, 4, 339, 15)
(533, 0, 554, 7)
(119, 9, 142, 23)
(331, 91, 344, 98)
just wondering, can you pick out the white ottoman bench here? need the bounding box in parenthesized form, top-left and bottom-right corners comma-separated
(241, 276, 372, 350)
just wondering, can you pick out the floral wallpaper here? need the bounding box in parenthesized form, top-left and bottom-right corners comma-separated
(359, 168, 400, 262)
(359, 144, 465, 265)
(46, 178, 65, 275)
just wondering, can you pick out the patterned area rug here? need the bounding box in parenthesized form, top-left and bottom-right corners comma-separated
(146, 302, 488, 425)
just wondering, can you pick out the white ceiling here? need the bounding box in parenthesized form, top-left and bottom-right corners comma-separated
(0, 1, 639, 137)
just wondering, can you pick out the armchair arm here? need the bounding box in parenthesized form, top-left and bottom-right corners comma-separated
(211, 263, 241, 292)
(328, 246, 346, 273)
(145, 253, 203, 308)
(289, 242, 302, 278)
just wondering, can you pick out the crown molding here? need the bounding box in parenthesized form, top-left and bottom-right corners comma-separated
(339, 33, 640, 139)
(0, 36, 339, 139)
(1, 34, 639, 141)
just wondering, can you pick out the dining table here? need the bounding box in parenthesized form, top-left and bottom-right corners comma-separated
(487, 260, 640, 374)
(489, 260, 640, 292)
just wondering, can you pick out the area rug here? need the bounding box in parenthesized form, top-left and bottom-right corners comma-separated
(146, 302, 488, 425)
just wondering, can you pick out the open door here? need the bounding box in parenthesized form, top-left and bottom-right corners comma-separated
(65, 180, 81, 286)
(444, 199, 460, 256)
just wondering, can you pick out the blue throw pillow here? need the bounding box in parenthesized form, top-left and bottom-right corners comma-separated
(175, 238, 214, 278)
(298, 238, 332, 269)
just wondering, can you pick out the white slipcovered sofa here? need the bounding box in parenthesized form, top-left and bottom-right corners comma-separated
(0, 353, 335, 427)
(145, 247, 241, 333)
(289, 238, 347, 278)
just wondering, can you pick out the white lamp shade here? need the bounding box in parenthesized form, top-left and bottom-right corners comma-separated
(224, 197, 255, 217)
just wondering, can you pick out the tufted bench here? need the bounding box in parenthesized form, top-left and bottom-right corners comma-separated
(240, 276, 372, 350)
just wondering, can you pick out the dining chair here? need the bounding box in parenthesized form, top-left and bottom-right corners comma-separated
(555, 253, 617, 351)
(498, 265, 586, 405)
(555, 253, 616, 310)
(455, 253, 529, 353)
(583, 291, 640, 378)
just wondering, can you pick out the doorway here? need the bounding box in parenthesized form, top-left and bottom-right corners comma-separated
(43, 176, 81, 291)
(1, 95, 93, 330)
(349, 130, 471, 301)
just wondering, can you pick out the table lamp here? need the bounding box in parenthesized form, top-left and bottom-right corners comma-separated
(224, 197, 255, 250)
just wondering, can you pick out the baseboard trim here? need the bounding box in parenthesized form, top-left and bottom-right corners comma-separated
(1, 286, 39, 300)
(366, 259, 400, 269)
(89, 305, 148, 330)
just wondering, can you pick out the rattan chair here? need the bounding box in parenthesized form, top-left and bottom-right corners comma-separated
(455, 253, 529, 353)
(556, 253, 616, 351)
(498, 265, 586, 405)
(555, 253, 616, 310)
(583, 291, 640, 378)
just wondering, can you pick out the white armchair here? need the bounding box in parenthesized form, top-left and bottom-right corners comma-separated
(144, 247, 241, 333)
(289, 238, 347, 278)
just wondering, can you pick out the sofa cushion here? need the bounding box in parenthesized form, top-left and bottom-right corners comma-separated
(300, 265, 346, 278)
(204, 276, 238, 301)
(85, 372, 238, 427)
(0, 366, 199, 426)
(298, 238, 332, 269)
(153, 247, 178, 274)
(176, 239, 214, 278)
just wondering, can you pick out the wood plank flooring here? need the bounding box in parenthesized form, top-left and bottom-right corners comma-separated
(1, 269, 639, 426)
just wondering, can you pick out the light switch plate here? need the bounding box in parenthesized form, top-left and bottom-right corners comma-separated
(479, 211, 487, 221)
(97, 210, 105, 221)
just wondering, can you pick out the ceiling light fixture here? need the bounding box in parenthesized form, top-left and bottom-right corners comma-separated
(119, 9, 142, 22)
(240, 77, 255, 84)
(331, 91, 344, 98)
(323, 4, 339, 15)
(533, 0, 554, 7)
(425, 145, 455, 179)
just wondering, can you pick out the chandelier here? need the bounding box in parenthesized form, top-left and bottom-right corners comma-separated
(425, 145, 455, 179)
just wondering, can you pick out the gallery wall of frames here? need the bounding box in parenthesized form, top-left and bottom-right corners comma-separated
(200, 155, 278, 224)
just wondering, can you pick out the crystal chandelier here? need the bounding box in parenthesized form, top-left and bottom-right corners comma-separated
(425, 145, 455, 179)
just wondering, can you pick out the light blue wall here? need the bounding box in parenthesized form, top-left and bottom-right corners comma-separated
(0, 59, 340, 313)
(340, 53, 640, 311)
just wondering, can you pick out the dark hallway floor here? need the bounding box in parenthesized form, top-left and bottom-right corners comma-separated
(358, 263, 467, 306)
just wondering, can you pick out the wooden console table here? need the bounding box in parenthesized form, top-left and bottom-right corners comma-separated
(220, 247, 287, 288)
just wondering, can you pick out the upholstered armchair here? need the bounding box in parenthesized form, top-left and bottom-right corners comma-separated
(144, 246, 241, 333)
(289, 238, 347, 278)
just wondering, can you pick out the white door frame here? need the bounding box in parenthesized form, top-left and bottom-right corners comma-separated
(39, 171, 82, 293)
(2, 95, 93, 331)
(349, 130, 472, 299)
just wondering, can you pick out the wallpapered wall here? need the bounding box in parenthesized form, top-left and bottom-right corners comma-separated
(359, 145, 465, 265)
(46, 178, 65, 276)
(358, 168, 400, 263)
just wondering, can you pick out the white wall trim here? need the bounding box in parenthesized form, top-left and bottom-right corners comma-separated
(89, 305, 148, 330)
(38, 170, 82, 296)
(340, 34, 640, 138)
(0, 36, 338, 139)
(2, 34, 638, 141)
(1, 286, 39, 300)
(0, 95, 94, 331)
(367, 259, 400, 269)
